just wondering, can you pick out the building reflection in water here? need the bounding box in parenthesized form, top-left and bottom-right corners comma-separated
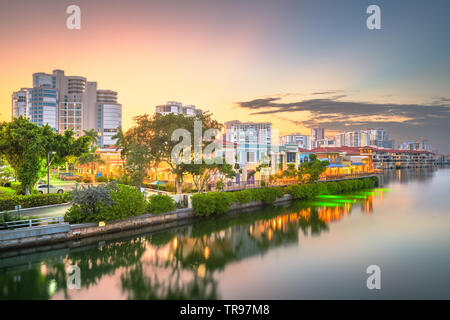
(0, 188, 387, 300)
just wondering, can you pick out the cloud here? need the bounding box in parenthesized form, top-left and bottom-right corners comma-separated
(312, 90, 344, 95)
(235, 95, 450, 153)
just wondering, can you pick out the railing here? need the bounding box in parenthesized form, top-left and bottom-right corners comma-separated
(0, 216, 65, 231)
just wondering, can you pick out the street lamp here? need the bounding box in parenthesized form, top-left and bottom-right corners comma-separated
(47, 151, 56, 194)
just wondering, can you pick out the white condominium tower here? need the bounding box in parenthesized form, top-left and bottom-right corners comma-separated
(335, 128, 389, 148)
(224, 120, 272, 146)
(11, 69, 122, 148)
(280, 133, 311, 149)
(155, 101, 203, 116)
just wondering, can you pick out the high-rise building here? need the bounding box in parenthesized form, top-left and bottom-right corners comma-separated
(334, 128, 389, 148)
(11, 89, 31, 119)
(225, 120, 272, 146)
(280, 133, 311, 149)
(155, 101, 203, 116)
(12, 69, 122, 147)
(400, 139, 430, 151)
(96, 90, 122, 148)
(311, 127, 325, 141)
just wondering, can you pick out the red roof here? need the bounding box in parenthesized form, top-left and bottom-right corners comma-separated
(310, 146, 361, 154)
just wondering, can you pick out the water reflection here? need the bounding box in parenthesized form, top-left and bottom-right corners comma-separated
(0, 187, 386, 300)
(382, 167, 437, 185)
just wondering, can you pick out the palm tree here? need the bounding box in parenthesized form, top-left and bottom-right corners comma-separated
(77, 153, 105, 179)
(83, 129, 99, 152)
(77, 129, 103, 179)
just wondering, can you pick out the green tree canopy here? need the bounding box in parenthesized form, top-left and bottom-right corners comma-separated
(297, 154, 330, 183)
(116, 112, 223, 192)
(0, 117, 90, 194)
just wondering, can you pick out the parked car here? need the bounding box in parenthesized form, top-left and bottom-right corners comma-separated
(59, 172, 80, 181)
(36, 184, 64, 194)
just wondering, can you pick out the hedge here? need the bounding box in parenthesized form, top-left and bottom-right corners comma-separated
(0, 192, 71, 211)
(193, 177, 378, 217)
(147, 194, 176, 214)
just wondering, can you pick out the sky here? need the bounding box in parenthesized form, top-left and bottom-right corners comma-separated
(0, 0, 449, 152)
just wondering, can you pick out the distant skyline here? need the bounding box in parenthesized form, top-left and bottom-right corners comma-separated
(1, 0, 449, 152)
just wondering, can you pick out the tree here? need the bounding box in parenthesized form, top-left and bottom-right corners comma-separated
(117, 112, 222, 193)
(297, 154, 330, 183)
(183, 158, 236, 193)
(76, 129, 104, 179)
(283, 163, 298, 178)
(77, 153, 105, 178)
(83, 129, 99, 152)
(0, 117, 90, 194)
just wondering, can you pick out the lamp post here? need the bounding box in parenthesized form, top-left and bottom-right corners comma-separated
(47, 151, 56, 194)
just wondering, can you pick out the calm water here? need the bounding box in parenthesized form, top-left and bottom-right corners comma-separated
(1, 167, 450, 299)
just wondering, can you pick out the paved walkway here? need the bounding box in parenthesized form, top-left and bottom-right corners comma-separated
(15, 204, 71, 218)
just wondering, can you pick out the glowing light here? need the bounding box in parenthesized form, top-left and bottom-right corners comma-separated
(317, 195, 344, 199)
(313, 202, 342, 207)
(172, 238, 178, 249)
(48, 280, 57, 296)
(204, 247, 210, 259)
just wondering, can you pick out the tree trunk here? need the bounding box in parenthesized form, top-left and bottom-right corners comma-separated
(175, 177, 183, 194)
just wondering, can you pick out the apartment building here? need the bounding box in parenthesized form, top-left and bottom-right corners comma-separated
(372, 148, 435, 169)
(280, 133, 311, 149)
(311, 127, 325, 141)
(155, 101, 203, 116)
(12, 69, 122, 147)
(335, 128, 389, 148)
(399, 139, 430, 151)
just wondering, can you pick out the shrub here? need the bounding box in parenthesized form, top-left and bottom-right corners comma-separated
(0, 193, 70, 211)
(286, 184, 303, 199)
(95, 176, 109, 183)
(192, 193, 216, 217)
(316, 182, 328, 195)
(258, 187, 280, 204)
(325, 182, 339, 194)
(192, 192, 234, 216)
(147, 194, 176, 214)
(234, 189, 253, 204)
(106, 184, 146, 220)
(64, 205, 99, 224)
(211, 192, 234, 215)
(65, 183, 147, 223)
(70, 184, 113, 216)
(371, 176, 379, 187)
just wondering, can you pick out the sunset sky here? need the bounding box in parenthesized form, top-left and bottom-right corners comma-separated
(0, 0, 449, 151)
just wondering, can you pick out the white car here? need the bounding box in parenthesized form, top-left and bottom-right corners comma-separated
(36, 184, 64, 194)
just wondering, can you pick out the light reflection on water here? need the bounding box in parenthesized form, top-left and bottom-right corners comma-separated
(1, 167, 450, 299)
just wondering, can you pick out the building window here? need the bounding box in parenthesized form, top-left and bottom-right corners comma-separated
(287, 152, 296, 163)
(246, 152, 256, 163)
